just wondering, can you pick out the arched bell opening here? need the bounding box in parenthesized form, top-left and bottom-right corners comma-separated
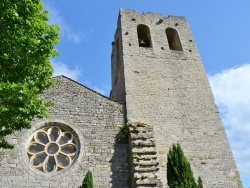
(137, 24, 152, 48)
(166, 27, 183, 51)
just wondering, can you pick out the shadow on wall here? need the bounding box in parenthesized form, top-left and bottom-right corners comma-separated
(110, 133, 130, 188)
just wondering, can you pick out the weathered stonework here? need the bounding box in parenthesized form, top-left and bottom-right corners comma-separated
(128, 120, 162, 187)
(0, 76, 129, 188)
(0, 9, 242, 188)
(111, 9, 242, 188)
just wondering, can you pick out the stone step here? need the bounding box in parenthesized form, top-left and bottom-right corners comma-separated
(132, 147, 157, 154)
(133, 154, 157, 160)
(133, 158, 159, 166)
(128, 122, 151, 128)
(130, 132, 154, 139)
(134, 172, 159, 179)
(131, 139, 155, 147)
(134, 165, 159, 172)
(136, 177, 161, 185)
(129, 126, 153, 132)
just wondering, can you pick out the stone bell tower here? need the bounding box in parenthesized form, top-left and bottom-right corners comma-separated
(110, 9, 242, 187)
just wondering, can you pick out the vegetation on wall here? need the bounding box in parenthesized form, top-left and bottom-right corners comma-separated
(117, 118, 129, 143)
(167, 143, 203, 188)
(0, 0, 59, 149)
(79, 170, 94, 188)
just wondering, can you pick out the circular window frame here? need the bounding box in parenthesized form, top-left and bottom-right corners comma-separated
(19, 119, 84, 179)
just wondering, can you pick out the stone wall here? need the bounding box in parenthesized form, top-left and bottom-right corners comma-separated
(0, 76, 129, 188)
(111, 9, 242, 187)
(110, 18, 126, 103)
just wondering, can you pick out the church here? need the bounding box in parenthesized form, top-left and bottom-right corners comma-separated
(0, 9, 242, 187)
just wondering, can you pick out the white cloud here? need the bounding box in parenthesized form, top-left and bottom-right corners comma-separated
(43, 1, 92, 43)
(83, 81, 110, 97)
(52, 61, 110, 96)
(52, 60, 82, 81)
(208, 64, 250, 183)
(93, 85, 110, 97)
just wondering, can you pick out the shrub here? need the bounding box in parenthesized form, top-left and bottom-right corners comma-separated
(79, 170, 93, 188)
(167, 143, 203, 188)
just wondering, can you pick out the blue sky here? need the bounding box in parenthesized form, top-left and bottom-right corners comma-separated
(42, 1, 250, 187)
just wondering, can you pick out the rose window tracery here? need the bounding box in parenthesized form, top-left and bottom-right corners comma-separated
(26, 126, 79, 173)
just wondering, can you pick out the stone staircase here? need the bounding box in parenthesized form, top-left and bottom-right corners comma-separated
(128, 120, 162, 188)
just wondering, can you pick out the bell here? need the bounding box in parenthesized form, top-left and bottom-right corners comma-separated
(139, 39, 148, 47)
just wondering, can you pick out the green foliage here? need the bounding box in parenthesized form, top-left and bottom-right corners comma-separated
(79, 170, 94, 188)
(0, 0, 59, 148)
(120, 123, 129, 136)
(117, 118, 129, 143)
(167, 143, 202, 188)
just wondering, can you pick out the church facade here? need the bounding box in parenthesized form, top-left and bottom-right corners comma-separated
(0, 9, 242, 187)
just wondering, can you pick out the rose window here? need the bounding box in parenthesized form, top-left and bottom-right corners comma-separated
(26, 126, 79, 173)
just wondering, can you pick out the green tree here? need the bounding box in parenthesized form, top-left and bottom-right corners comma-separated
(167, 143, 202, 188)
(0, 0, 59, 149)
(79, 170, 94, 188)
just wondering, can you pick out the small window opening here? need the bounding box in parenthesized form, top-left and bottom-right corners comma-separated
(166, 28, 183, 51)
(137, 24, 152, 48)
